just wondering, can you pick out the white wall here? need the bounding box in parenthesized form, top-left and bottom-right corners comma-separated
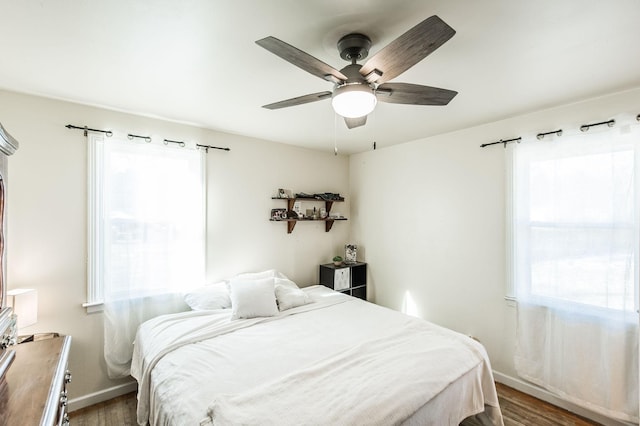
(350, 87, 640, 404)
(0, 89, 350, 406)
(3, 83, 638, 417)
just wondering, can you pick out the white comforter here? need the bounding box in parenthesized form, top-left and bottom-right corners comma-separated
(131, 286, 503, 426)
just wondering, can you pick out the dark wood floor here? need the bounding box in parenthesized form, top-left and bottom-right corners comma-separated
(70, 382, 602, 425)
(490, 383, 600, 426)
(71, 392, 137, 426)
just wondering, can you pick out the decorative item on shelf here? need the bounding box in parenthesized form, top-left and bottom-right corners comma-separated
(286, 210, 299, 219)
(277, 188, 292, 199)
(345, 244, 357, 264)
(333, 256, 343, 266)
(270, 208, 287, 220)
(304, 207, 319, 219)
(314, 193, 344, 201)
(320, 208, 327, 219)
(293, 201, 302, 217)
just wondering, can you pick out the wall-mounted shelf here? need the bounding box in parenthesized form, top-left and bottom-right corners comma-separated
(270, 196, 347, 234)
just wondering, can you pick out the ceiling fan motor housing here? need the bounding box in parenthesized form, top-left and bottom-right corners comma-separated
(339, 63, 368, 85)
(337, 33, 371, 62)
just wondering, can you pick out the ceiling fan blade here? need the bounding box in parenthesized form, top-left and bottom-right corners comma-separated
(360, 15, 455, 84)
(344, 116, 367, 129)
(256, 36, 347, 83)
(377, 83, 457, 105)
(262, 91, 332, 110)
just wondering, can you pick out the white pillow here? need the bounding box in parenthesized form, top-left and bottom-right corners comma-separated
(234, 269, 289, 281)
(229, 278, 278, 320)
(274, 277, 300, 289)
(184, 282, 231, 310)
(275, 285, 312, 311)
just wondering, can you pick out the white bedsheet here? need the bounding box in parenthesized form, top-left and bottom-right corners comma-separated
(131, 286, 503, 426)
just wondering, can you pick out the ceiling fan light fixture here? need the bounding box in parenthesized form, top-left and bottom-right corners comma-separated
(331, 83, 377, 118)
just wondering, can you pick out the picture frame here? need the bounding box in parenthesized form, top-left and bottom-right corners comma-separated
(345, 244, 357, 264)
(277, 188, 292, 199)
(271, 208, 287, 220)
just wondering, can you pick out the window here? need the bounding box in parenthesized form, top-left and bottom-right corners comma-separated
(511, 122, 639, 422)
(512, 128, 638, 316)
(87, 134, 205, 308)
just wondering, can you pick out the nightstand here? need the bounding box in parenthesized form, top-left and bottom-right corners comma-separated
(319, 262, 367, 300)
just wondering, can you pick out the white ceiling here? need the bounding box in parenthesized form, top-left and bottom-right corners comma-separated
(1, 0, 639, 154)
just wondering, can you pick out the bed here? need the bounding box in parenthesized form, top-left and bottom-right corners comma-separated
(131, 274, 503, 426)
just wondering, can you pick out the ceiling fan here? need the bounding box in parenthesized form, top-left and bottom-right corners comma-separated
(256, 15, 457, 129)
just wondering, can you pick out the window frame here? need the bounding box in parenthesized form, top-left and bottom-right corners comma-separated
(508, 130, 640, 318)
(84, 133, 206, 313)
(85, 133, 106, 312)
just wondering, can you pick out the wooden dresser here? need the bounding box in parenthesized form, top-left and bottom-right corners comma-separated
(4, 335, 72, 425)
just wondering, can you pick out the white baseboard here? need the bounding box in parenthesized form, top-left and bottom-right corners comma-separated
(493, 371, 635, 426)
(68, 380, 138, 413)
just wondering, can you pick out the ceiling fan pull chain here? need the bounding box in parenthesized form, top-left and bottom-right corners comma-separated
(334, 112, 338, 156)
(373, 107, 377, 150)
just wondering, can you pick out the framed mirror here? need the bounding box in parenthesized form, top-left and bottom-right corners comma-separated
(0, 122, 19, 377)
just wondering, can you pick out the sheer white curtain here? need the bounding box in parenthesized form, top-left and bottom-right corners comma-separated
(98, 139, 205, 378)
(512, 119, 639, 422)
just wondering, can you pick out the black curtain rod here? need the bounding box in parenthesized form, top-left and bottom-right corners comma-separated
(196, 144, 231, 152)
(536, 129, 563, 140)
(67, 125, 230, 152)
(580, 119, 615, 132)
(480, 137, 521, 148)
(482, 116, 623, 148)
(66, 124, 112, 137)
